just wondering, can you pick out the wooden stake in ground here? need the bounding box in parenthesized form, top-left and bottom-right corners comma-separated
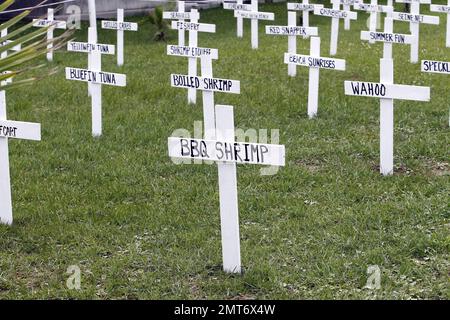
(234, 0, 275, 49)
(32, 8, 67, 62)
(392, 0, 439, 63)
(266, 12, 318, 77)
(430, 0, 450, 47)
(313, 0, 357, 55)
(224, 0, 252, 38)
(101, 9, 138, 67)
(0, 89, 41, 225)
(344, 58, 430, 176)
(66, 28, 126, 137)
(285, 37, 346, 118)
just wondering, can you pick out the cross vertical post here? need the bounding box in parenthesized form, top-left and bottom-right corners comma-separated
(117, 9, 125, 67)
(215, 104, 241, 274)
(0, 90, 12, 225)
(188, 9, 200, 105)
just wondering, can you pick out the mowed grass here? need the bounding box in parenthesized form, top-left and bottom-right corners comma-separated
(0, 3, 448, 299)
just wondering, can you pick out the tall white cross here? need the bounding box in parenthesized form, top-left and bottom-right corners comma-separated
(223, 0, 252, 38)
(285, 36, 346, 118)
(421, 59, 450, 125)
(344, 60, 430, 176)
(287, 1, 324, 31)
(168, 104, 285, 273)
(314, 0, 358, 55)
(170, 56, 244, 273)
(170, 17, 215, 105)
(66, 28, 126, 137)
(266, 12, 319, 77)
(0, 89, 41, 225)
(32, 8, 67, 62)
(392, 0, 439, 63)
(354, 0, 393, 43)
(101, 9, 138, 67)
(430, 0, 450, 47)
(234, 0, 275, 49)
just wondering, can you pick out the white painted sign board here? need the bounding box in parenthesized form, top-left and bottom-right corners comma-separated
(67, 41, 115, 55)
(66, 67, 126, 87)
(163, 1, 188, 46)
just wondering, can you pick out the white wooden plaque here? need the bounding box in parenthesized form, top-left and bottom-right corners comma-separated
(66, 67, 127, 87)
(168, 137, 286, 166)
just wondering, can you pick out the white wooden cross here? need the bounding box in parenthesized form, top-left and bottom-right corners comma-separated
(344, 59, 430, 175)
(0, 89, 41, 225)
(0, 28, 21, 59)
(430, 0, 450, 47)
(421, 59, 450, 125)
(287, 1, 324, 31)
(32, 8, 67, 62)
(354, 0, 393, 43)
(266, 12, 318, 77)
(170, 55, 246, 273)
(234, 0, 275, 49)
(163, 1, 197, 46)
(361, 17, 414, 59)
(223, 0, 252, 38)
(285, 36, 346, 118)
(66, 28, 125, 137)
(314, 0, 358, 55)
(101, 9, 138, 67)
(170, 14, 216, 105)
(168, 104, 285, 273)
(392, 0, 439, 63)
(334, 0, 359, 30)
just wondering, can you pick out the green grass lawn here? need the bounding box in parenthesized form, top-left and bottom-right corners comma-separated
(0, 3, 448, 299)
